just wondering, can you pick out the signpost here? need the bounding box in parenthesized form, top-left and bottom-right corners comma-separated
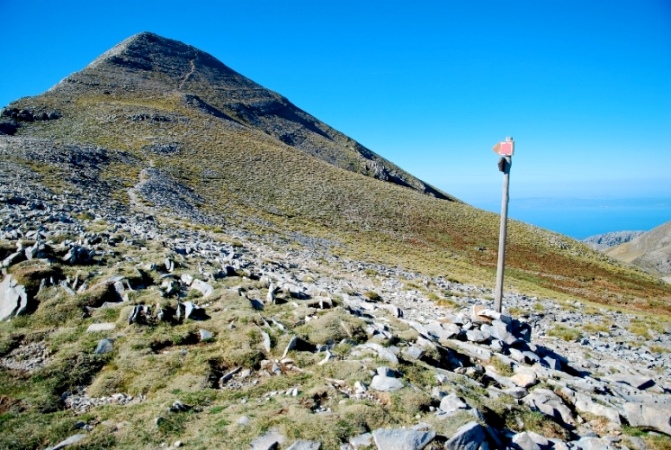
(493, 137, 514, 313)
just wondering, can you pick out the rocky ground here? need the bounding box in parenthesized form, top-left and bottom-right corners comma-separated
(1, 148, 670, 449)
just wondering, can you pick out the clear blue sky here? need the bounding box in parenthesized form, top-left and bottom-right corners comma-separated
(1, 0, 670, 237)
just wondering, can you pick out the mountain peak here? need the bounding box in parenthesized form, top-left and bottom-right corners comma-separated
(40, 32, 454, 200)
(76, 31, 241, 89)
(87, 31, 174, 68)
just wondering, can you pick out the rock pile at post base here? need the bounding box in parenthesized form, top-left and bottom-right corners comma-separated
(1, 139, 670, 449)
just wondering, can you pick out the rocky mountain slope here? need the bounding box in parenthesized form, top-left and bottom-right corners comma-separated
(607, 221, 671, 280)
(583, 232, 645, 251)
(0, 32, 670, 449)
(1, 32, 668, 311)
(0, 172, 669, 449)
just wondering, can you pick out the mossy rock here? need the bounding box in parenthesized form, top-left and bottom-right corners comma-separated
(0, 332, 23, 357)
(390, 388, 432, 417)
(78, 281, 121, 307)
(8, 260, 62, 296)
(30, 293, 83, 327)
(338, 402, 390, 431)
(295, 310, 367, 345)
(317, 359, 368, 383)
(277, 404, 375, 447)
(87, 369, 125, 397)
(38, 353, 108, 402)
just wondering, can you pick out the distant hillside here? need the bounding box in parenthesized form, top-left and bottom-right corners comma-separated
(583, 231, 645, 251)
(607, 220, 671, 277)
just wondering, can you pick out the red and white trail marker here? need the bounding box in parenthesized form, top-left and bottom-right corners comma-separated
(492, 139, 515, 156)
(493, 137, 514, 313)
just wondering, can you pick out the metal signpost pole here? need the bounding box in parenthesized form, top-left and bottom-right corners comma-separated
(493, 137, 514, 313)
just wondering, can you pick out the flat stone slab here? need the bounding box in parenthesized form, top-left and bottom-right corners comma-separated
(372, 428, 436, 450)
(360, 343, 399, 364)
(45, 433, 87, 450)
(424, 321, 460, 344)
(286, 440, 321, 450)
(604, 374, 655, 391)
(448, 340, 492, 361)
(250, 428, 285, 450)
(465, 329, 489, 343)
(86, 322, 116, 332)
(370, 375, 404, 392)
(574, 392, 620, 425)
(624, 402, 671, 436)
(572, 436, 617, 450)
(402, 346, 424, 360)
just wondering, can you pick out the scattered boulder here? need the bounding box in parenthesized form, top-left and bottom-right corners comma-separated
(128, 304, 152, 324)
(177, 301, 208, 321)
(249, 428, 285, 450)
(349, 432, 373, 448)
(191, 278, 214, 297)
(510, 369, 538, 388)
(439, 393, 469, 415)
(62, 245, 95, 264)
(523, 388, 575, 427)
(199, 329, 214, 342)
(370, 366, 404, 392)
(511, 431, 551, 450)
(359, 342, 399, 364)
(1, 250, 25, 268)
(444, 421, 489, 450)
(572, 436, 617, 450)
(0, 275, 29, 321)
(94, 338, 114, 354)
(261, 330, 272, 352)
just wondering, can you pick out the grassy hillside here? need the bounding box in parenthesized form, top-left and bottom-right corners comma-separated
(2, 31, 669, 313)
(7, 87, 670, 314)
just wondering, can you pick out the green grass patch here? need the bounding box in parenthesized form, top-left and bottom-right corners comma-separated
(547, 324, 582, 342)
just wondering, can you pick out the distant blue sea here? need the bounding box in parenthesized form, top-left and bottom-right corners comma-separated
(474, 197, 671, 240)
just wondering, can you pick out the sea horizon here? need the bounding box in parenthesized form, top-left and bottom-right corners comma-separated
(473, 196, 671, 240)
